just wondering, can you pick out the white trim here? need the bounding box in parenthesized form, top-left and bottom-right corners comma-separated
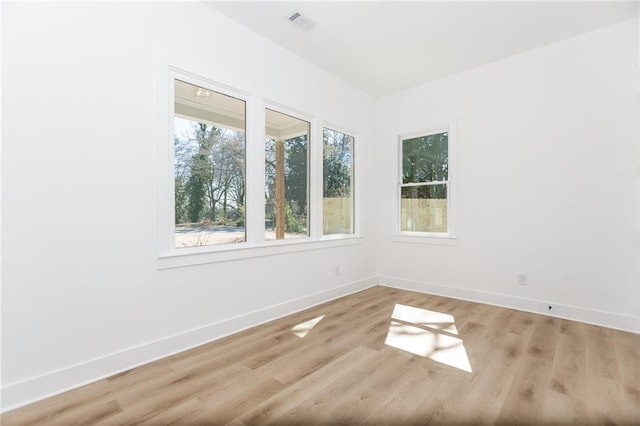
(378, 275, 640, 334)
(400, 181, 448, 188)
(353, 130, 360, 236)
(310, 118, 323, 239)
(395, 121, 457, 239)
(321, 122, 357, 144)
(391, 234, 458, 246)
(246, 95, 265, 246)
(399, 125, 450, 142)
(158, 67, 252, 258)
(1, 276, 378, 413)
(157, 235, 363, 269)
(262, 102, 313, 240)
(448, 122, 458, 239)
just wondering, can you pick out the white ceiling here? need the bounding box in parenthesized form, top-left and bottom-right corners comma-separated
(206, 1, 639, 97)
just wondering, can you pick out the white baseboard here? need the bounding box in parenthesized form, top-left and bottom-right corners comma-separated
(378, 275, 640, 334)
(1, 276, 378, 413)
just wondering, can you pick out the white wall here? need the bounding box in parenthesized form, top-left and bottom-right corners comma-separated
(376, 18, 640, 332)
(1, 2, 377, 410)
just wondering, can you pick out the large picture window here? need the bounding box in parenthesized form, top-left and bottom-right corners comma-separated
(173, 79, 246, 248)
(159, 67, 361, 266)
(399, 129, 450, 234)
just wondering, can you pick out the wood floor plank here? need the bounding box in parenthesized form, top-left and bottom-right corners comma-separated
(132, 397, 211, 426)
(549, 332, 587, 401)
(271, 348, 400, 423)
(2, 286, 638, 425)
(585, 327, 621, 381)
(526, 315, 560, 361)
(507, 310, 537, 337)
(105, 363, 256, 425)
(585, 372, 634, 424)
(541, 391, 587, 424)
(1, 379, 114, 425)
(494, 354, 553, 425)
(240, 311, 373, 371)
(53, 399, 122, 426)
(615, 340, 640, 421)
(310, 351, 420, 424)
(362, 371, 444, 424)
(405, 364, 473, 425)
(196, 377, 285, 425)
(238, 290, 391, 371)
(238, 346, 377, 425)
(460, 332, 528, 424)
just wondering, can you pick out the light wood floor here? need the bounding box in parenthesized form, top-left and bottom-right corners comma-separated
(3, 286, 639, 425)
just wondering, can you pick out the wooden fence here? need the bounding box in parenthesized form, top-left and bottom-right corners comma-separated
(401, 199, 447, 232)
(323, 197, 353, 234)
(323, 198, 447, 233)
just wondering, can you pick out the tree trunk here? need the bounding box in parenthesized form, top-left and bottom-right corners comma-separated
(223, 189, 228, 219)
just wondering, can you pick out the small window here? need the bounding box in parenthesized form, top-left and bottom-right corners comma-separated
(323, 128, 354, 235)
(265, 109, 310, 240)
(173, 79, 246, 248)
(399, 130, 449, 234)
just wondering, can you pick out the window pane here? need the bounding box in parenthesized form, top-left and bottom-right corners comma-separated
(400, 184, 447, 232)
(173, 80, 246, 248)
(402, 132, 448, 184)
(323, 128, 354, 235)
(265, 109, 309, 240)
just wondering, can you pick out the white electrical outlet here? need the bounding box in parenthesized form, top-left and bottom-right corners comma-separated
(335, 266, 341, 276)
(518, 273, 528, 286)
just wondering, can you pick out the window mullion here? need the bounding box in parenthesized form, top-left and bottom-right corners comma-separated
(245, 96, 265, 245)
(309, 119, 323, 239)
(400, 181, 448, 188)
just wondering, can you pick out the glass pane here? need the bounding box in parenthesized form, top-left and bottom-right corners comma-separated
(400, 184, 447, 232)
(265, 109, 309, 240)
(173, 80, 246, 248)
(402, 132, 448, 184)
(323, 128, 354, 235)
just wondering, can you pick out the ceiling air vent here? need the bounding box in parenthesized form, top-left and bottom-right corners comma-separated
(287, 10, 315, 32)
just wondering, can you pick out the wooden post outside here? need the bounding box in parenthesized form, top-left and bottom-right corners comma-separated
(275, 139, 285, 239)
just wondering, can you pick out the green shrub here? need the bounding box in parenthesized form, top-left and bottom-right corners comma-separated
(285, 203, 306, 234)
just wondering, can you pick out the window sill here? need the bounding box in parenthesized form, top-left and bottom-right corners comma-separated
(391, 233, 458, 246)
(158, 235, 364, 269)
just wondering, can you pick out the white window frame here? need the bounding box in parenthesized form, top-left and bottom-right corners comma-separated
(321, 124, 357, 238)
(393, 122, 457, 245)
(263, 102, 314, 244)
(156, 62, 362, 269)
(162, 69, 253, 253)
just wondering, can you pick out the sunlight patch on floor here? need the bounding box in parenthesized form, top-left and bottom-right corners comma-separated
(292, 315, 325, 338)
(385, 304, 472, 372)
(391, 303, 459, 335)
